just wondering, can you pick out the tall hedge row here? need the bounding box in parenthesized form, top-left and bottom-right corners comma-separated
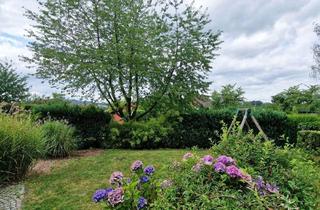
(30, 102, 111, 149)
(110, 109, 291, 148)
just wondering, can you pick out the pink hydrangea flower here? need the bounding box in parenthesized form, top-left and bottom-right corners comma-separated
(192, 163, 203, 172)
(202, 155, 214, 165)
(131, 160, 143, 172)
(107, 187, 124, 206)
(160, 179, 173, 189)
(109, 171, 123, 185)
(183, 152, 193, 161)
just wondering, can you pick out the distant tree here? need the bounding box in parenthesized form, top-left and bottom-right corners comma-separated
(24, 0, 221, 121)
(211, 84, 245, 108)
(272, 85, 320, 113)
(312, 24, 320, 80)
(0, 61, 29, 102)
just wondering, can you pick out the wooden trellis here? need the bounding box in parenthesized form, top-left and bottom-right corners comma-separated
(227, 108, 268, 141)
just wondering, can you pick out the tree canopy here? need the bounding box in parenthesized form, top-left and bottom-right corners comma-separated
(211, 84, 245, 108)
(25, 0, 221, 120)
(272, 85, 320, 113)
(0, 61, 29, 102)
(312, 24, 320, 79)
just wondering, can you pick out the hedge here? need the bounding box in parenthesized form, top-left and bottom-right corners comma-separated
(110, 109, 289, 148)
(286, 114, 320, 144)
(297, 130, 320, 154)
(31, 102, 111, 149)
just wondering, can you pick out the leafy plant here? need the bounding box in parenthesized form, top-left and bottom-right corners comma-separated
(0, 114, 43, 184)
(297, 130, 320, 155)
(31, 102, 111, 149)
(41, 121, 77, 158)
(0, 60, 30, 102)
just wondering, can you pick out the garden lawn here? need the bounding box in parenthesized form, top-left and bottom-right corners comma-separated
(23, 149, 206, 210)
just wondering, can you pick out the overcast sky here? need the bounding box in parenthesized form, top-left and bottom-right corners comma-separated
(0, 0, 319, 101)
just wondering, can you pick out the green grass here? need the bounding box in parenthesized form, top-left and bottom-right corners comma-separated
(23, 149, 206, 210)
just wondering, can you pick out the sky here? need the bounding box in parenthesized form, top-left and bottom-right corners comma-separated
(0, 0, 319, 102)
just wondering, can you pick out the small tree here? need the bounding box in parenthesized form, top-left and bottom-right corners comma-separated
(312, 24, 320, 79)
(24, 0, 221, 121)
(0, 61, 29, 102)
(211, 84, 245, 108)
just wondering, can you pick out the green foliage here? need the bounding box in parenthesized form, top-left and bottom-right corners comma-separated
(109, 113, 178, 149)
(211, 84, 245, 109)
(0, 115, 43, 184)
(25, 0, 221, 121)
(298, 121, 320, 131)
(41, 121, 77, 158)
(297, 130, 320, 155)
(286, 114, 320, 144)
(0, 60, 29, 102)
(31, 101, 111, 149)
(211, 128, 320, 209)
(153, 149, 295, 209)
(272, 85, 320, 114)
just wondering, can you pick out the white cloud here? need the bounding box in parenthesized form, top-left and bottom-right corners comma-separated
(0, 0, 319, 101)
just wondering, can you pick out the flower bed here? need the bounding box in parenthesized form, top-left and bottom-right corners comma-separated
(93, 153, 284, 209)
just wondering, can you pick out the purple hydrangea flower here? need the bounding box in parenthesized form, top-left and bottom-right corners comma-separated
(137, 197, 148, 209)
(192, 163, 202, 173)
(202, 155, 214, 165)
(109, 171, 123, 185)
(144, 165, 155, 175)
(254, 176, 269, 195)
(225, 165, 243, 178)
(107, 187, 124, 206)
(131, 160, 143, 172)
(92, 189, 108, 203)
(182, 152, 193, 160)
(266, 183, 279, 193)
(140, 176, 149, 184)
(160, 179, 173, 189)
(213, 162, 226, 173)
(216, 155, 235, 166)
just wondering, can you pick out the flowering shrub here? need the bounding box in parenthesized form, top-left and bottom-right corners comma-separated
(153, 152, 293, 209)
(92, 161, 158, 209)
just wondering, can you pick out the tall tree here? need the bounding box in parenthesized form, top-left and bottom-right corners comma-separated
(272, 85, 320, 113)
(0, 61, 30, 102)
(211, 84, 245, 108)
(24, 0, 221, 121)
(312, 23, 320, 80)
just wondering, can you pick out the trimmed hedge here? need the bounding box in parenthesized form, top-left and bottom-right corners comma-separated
(31, 102, 111, 149)
(297, 130, 320, 154)
(286, 114, 320, 144)
(109, 109, 289, 148)
(298, 121, 320, 131)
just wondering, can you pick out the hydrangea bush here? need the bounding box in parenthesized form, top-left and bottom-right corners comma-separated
(152, 152, 295, 209)
(92, 160, 157, 209)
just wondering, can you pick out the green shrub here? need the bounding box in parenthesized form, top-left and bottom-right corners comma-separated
(210, 127, 320, 209)
(297, 130, 320, 155)
(286, 114, 320, 144)
(0, 115, 43, 184)
(41, 121, 77, 158)
(109, 113, 177, 149)
(298, 121, 320, 131)
(31, 102, 111, 149)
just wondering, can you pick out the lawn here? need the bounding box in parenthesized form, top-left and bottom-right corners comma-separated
(23, 149, 206, 210)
